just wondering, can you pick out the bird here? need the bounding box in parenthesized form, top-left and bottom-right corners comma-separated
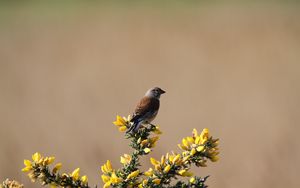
(126, 87, 165, 133)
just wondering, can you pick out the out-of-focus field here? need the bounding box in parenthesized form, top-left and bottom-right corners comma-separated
(0, 1, 300, 188)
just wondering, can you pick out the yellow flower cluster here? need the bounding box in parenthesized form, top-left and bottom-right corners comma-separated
(101, 160, 141, 188)
(22, 152, 88, 187)
(138, 128, 219, 187)
(113, 115, 131, 132)
(22, 152, 55, 172)
(179, 128, 219, 165)
(142, 153, 193, 187)
(139, 135, 160, 154)
(22, 152, 56, 182)
(68, 168, 88, 184)
(120, 154, 132, 165)
(101, 160, 123, 188)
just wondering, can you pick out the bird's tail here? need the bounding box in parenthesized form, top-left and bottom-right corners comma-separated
(126, 119, 141, 133)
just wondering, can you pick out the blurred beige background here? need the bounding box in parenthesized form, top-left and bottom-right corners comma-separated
(0, 1, 300, 188)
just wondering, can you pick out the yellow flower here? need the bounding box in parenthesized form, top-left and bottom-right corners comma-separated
(152, 178, 161, 185)
(101, 160, 113, 173)
(103, 181, 111, 188)
(190, 177, 196, 184)
(186, 137, 195, 144)
(154, 126, 162, 134)
(178, 144, 188, 150)
(154, 164, 161, 171)
(71, 168, 80, 180)
(106, 160, 112, 170)
(199, 128, 209, 144)
(144, 168, 153, 177)
(126, 170, 139, 180)
(141, 139, 148, 146)
(43, 156, 55, 165)
(150, 136, 159, 145)
(48, 157, 55, 164)
(178, 169, 186, 175)
(101, 175, 110, 183)
(113, 115, 127, 127)
(201, 128, 209, 136)
(192, 129, 198, 137)
(119, 126, 127, 132)
(182, 155, 190, 162)
(120, 154, 132, 165)
(32, 152, 41, 163)
(142, 179, 148, 186)
(139, 179, 149, 188)
(198, 160, 207, 167)
(160, 155, 165, 165)
(190, 148, 196, 156)
(196, 146, 205, 152)
(178, 169, 193, 177)
(24, 159, 32, 167)
(81, 175, 88, 184)
(168, 154, 174, 162)
(182, 138, 190, 148)
(171, 154, 181, 164)
(150, 158, 160, 166)
(163, 165, 171, 173)
(22, 166, 32, 172)
(22, 160, 32, 172)
(52, 163, 62, 174)
(166, 153, 169, 160)
(184, 171, 193, 177)
(113, 115, 129, 132)
(101, 166, 107, 173)
(143, 148, 151, 154)
(210, 155, 219, 162)
(110, 172, 122, 184)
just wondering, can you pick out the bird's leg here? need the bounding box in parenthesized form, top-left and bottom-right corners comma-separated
(140, 124, 145, 129)
(139, 123, 150, 130)
(149, 123, 156, 130)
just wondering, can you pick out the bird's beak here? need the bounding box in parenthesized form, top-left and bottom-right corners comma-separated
(160, 89, 166, 94)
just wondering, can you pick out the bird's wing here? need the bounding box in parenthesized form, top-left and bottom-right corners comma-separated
(131, 97, 159, 122)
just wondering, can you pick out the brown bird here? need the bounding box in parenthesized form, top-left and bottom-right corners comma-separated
(126, 87, 165, 133)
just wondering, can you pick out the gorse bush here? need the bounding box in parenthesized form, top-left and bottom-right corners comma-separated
(17, 115, 220, 188)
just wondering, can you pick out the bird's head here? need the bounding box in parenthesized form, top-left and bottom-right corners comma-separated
(145, 87, 166, 99)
